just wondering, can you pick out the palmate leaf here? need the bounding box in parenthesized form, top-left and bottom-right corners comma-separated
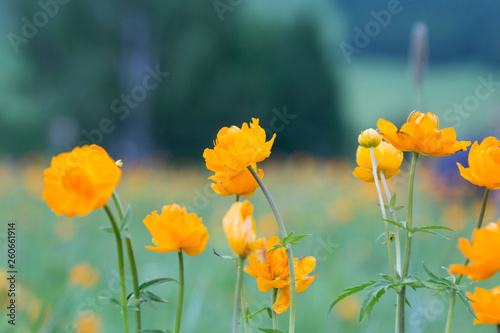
(328, 281, 376, 314)
(359, 280, 393, 320)
(269, 232, 312, 253)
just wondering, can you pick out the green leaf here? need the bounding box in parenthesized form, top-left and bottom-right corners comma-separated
(138, 329, 171, 333)
(281, 232, 312, 247)
(411, 228, 450, 240)
(359, 280, 392, 320)
(213, 248, 236, 261)
(142, 290, 169, 304)
(99, 226, 114, 233)
(98, 296, 121, 307)
(139, 278, 178, 290)
(328, 281, 376, 314)
(258, 329, 287, 333)
(455, 286, 477, 319)
(241, 307, 271, 321)
(383, 219, 406, 229)
(119, 204, 132, 235)
(390, 193, 396, 208)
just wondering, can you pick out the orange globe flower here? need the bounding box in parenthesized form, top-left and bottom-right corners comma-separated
(42, 145, 121, 217)
(245, 236, 317, 314)
(449, 221, 500, 281)
(143, 204, 209, 256)
(377, 111, 470, 157)
(210, 164, 264, 198)
(69, 262, 99, 288)
(204, 118, 276, 178)
(457, 137, 500, 189)
(353, 141, 403, 182)
(466, 287, 500, 325)
(223, 201, 266, 258)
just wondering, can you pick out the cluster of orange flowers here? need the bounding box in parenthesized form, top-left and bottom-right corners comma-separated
(449, 136, 500, 326)
(42, 118, 316, 330)
(204, 118, 317, 314)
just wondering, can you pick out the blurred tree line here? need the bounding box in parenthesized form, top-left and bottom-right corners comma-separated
(1, 0, 345, 161)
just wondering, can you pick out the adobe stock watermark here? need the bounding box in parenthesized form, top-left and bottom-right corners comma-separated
(409, 294, 447, 331)
(212, 0, 244, 22)
(7, 0, 72, 54)
(442, 74, 500, 129)
(67, 65, 169, 150)
(339, 0, 404, 64)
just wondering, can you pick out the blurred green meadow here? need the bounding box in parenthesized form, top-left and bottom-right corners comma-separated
(1, 149, 498, 332)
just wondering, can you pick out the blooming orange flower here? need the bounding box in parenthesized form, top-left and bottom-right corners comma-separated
(449, 221, 500, 281)
(143, 204, 209, 256)
(466, 287, 500, 325)
(203, 118, 275, 194)
(353, 141, 403, 182)
(69, 262, 100, 288)
(245, 236, 317, 314)
(209, 164, 264, 198)
(223, 201, 266, 258)
(457, 137, 500, 189)
(377, 111, 470, 157)
(42, 145, 121, 217)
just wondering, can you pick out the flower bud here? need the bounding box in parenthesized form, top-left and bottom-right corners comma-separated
(358, 128, 381, 148)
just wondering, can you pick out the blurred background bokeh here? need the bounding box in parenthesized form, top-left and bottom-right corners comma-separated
(1, 0, 500, 332)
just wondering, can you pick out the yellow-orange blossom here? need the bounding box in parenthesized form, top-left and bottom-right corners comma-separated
(245, 236, 317, 314)
(450, 221, 500, 281)
(203, 118, 275, 197)
(353, 141, 403, 182)
(143, 204, 209, 256)
(377, 111, 470, 157)
(457, 137, 500, 189)
(466, 287, 500, 325)
(223, 201, 266, 259)
(42, 145, 121, 217)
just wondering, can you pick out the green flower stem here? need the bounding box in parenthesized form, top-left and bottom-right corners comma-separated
(380, 171, 402, 276)
(236, 194, 240, 202)
(104, 204, 129, 333)
(497, 324, 500, 333)
(241, 276, 249, 333)
(248, 165, 297, 333)
(444, 187, 490, 333)
(397, 152, 419, 333)
(272, 288, 278, 330)
(174, 250, 185, 333)
(112, 190, 142, 332)
(369, 147, 397, 284)
(233, 256, 245, 333)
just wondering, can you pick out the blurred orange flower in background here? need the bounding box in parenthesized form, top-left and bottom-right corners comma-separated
(204, 118, 275, 197)
(353, 141, 403, 182)
(223, 201, 266, 258)
(245, 236, 317, 314)
(457, 137, 500, 189)
(377, 111, 470, 157)
(210, 165, 263, 198)
(73, 310, 102, 333)
(143, 204, 209, 256)
(450, 221, 500, 281)
(466, 287, 500, 325)
(42, 145, 121, 217)
(69, 262, 100, 288)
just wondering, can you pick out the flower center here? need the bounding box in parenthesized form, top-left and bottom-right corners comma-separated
(62, 167, 92, 193)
